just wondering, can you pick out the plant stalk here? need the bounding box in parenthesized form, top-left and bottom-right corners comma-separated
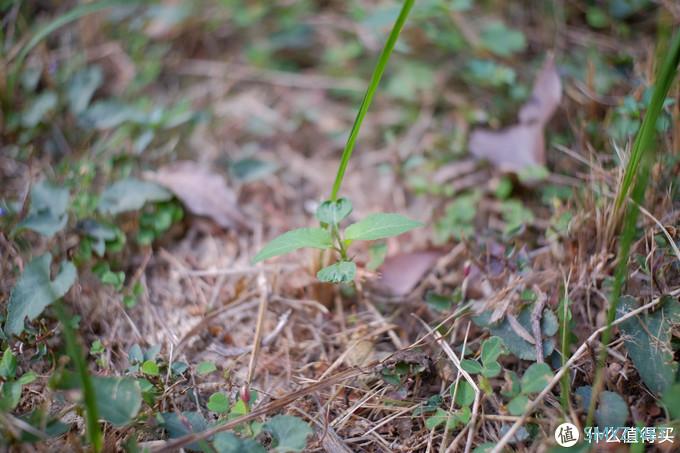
(586, 30, 680, 427)
(329, 0, 414, 201)
(54, 301, 102, 452)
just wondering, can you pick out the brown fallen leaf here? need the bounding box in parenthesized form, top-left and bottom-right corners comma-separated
(144, 161, 250, 231)
(374, 250, 444, 297)
(518, 55, 562, 125)
(469, 55, 562, 172)
(469, 123, 544, 172)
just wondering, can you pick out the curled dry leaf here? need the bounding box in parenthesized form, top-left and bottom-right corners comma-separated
(374, 250, 444, 297)
(469, 55, 562, 172)
(144, 161, 250, 231)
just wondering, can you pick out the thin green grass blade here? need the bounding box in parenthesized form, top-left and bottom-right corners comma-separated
(330, 0, 414, 200)
(614, 30, 680, 212)
(558, 284, 571, 412)
(587, 30, 680, 427)
(54, 302, 103, 452)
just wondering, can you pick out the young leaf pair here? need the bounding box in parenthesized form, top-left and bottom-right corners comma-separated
(252, 198, 422, 283)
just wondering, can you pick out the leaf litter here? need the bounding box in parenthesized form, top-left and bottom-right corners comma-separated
(2, 3, 680, 453)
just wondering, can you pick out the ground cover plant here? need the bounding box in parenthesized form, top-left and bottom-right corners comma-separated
(1, 1, 680, 452)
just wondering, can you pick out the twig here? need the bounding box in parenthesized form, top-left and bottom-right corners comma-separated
(246, 271, 269, 385)
(440, 321, 470, 453)
(531, 287, 547, 363)
(208, 309, 292, 357)
(175, 291, 258, 354)
(490, 290, 679, 453)
(636, 202, 680, 264)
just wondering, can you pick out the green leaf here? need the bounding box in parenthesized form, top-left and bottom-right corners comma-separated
(229, 398, 248, 418)
(5, 254, 77, 337)
(0, 348, 17, 379)
(425, 407, 470, 430)
(21, 91, 57, 127)
(18, 372, 37, 385)
(480, 336, 505, 366)
(97, 178, 172, 215)
(344, 213, 422, 241)
(17, 180, 70, 237)
(595, 391, 628, 427)
(425, 292, 453, 312)
(82, 100, 136, 130)
(460, 359, 483, 375)
(618, 296, 680, 394)
(93, 376, 142, 426)
(315, 198, 352, 225)
(507, 394, 530, 416)
(662, 383, 680, 419)
(472, 443, 496, 453)
(67, 65, 103, 114)
(197, 361, 217, 375)
(541, 309, 559, 337)
(128, 344, 143, 364)
(213, 432, 266, 453)
(19, 409, 71, 443)
(386, 63, 434, 101)
(480, 21, 526, 57)
(453, 406, 471, 427)
(434, 191, 480, 242)
(425, 408, 447, 430)
(481, 361, 502, 378)
(207, 392, 229, 413)
(264, 415, 313, 452)
(160, 411, 207, 451)
(252, 227, 333, 263)
(473, 305, 556, 361)
(465, 59, 516, 88)
(0, 381, 23, 411)
(501, 370, 521, 398)
(230, 158, 279, 183)
(141, 360, 160, 376)
(521, 363, 553, 394)
(316, 261, 356, 283)
(452, 381, 475, 407)
(171, 362, 188, 375)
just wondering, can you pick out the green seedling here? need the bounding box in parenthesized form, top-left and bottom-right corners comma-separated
(504, 363, 553, 416)
(89, 340, 107, 369)
(252, 0, 420, 282)
(461, 336, 507, 378)
(0, 348, 37, 412)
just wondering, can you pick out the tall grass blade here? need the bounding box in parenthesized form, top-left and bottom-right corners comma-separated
(614, 31, 680, 212)
(587, 30, 680, 426)
(330, 0, 414, 200)
(54, 302, 103, 452)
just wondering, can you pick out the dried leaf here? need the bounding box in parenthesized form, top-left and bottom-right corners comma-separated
(469, 123, 545, 172)
(518, 56, 562, 124)
(375, 250, 443, 296)
(469, 55, 562, 172)
(144, 161, 249, 230)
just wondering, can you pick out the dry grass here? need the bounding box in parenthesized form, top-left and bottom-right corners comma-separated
(1, 1, 680, 452)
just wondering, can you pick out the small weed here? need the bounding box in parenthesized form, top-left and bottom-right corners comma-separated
(253, 0, 421, 282)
